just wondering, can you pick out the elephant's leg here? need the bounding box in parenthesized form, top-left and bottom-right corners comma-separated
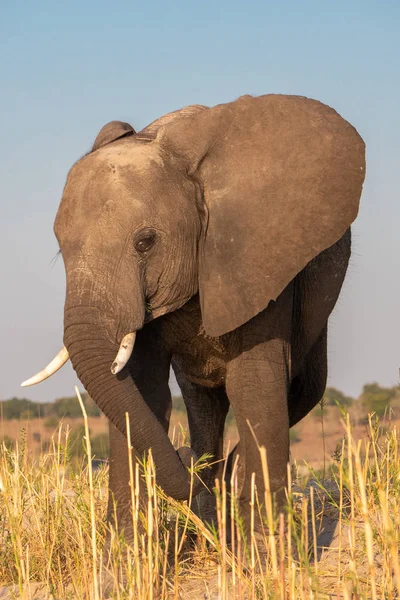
(173, 368, 230, 524)
(288, 326, 328, 427)
(226, 284, 292, 539)
(287, 230, 350, 425)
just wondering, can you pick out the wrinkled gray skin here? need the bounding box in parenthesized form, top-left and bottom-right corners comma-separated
(54, 95, 365, 539)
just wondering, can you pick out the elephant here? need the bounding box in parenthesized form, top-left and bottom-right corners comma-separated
(22, 94, 365, 542)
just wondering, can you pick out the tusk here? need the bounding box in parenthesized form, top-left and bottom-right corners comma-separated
(21, 346, 70, 387)
(111, 332, 136, 375)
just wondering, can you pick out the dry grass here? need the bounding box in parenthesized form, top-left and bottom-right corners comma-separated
(1, 398, 400, 599)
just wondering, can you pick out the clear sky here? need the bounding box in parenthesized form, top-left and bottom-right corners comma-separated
(1, 1, 399, 403)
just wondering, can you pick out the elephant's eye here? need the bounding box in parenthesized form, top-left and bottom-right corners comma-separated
(134, 228, 157, 253)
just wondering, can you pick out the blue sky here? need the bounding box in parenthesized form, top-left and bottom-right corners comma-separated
(1, 1, 399, 402)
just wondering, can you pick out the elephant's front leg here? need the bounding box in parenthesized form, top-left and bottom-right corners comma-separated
(173, 371, 230, 525)
(226, 285, 292, 540)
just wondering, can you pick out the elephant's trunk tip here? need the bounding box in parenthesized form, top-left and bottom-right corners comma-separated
(111, 332, 136, 374)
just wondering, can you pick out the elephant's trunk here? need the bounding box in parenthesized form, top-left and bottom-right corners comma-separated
(63, 305, 199, 501)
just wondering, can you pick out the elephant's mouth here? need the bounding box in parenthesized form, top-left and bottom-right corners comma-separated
(21, 331, 137, 387)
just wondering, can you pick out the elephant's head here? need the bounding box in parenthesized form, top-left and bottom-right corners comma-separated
(23, 95, 365, 500)
(56, 110, 206, 354)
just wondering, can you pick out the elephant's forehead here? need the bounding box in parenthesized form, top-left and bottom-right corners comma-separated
(70, 141, 165, 183)
(98, 141, 165, 172)
(55, 142, 166, 244)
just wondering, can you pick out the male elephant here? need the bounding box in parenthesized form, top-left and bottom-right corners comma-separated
(23, 94, 365, 539)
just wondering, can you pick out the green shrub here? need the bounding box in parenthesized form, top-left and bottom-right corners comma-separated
(323, 387, 353, 407)
(44, 415, 59, 429)
(360, 383, 398, 418)
(53, 393, 101, 418)
(289, 428, 301, 443)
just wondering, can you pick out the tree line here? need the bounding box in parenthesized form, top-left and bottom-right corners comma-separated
(0, 394, 101, 420)
(1, 383, 399, 421)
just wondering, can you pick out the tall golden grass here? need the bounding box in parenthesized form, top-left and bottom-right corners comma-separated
(0, 393, 399, 599)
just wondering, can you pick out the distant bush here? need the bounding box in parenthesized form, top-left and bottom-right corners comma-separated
(312, 403, 323, 419)
(20, 409, 36, 419)
(53, 394, 101, 418)
(289, 428, 301, 443)
(359, 383, 399, 418)
(44, 415, 59, 429)
(323, 387, 353, 407)
(52, 396, 83, 419)
(0, 393, 101, 420)
(0, 398, 43, 420)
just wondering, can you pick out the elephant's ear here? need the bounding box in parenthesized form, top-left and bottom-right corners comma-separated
(159, 94, 365, 337)
(92, 121, 135, 151)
